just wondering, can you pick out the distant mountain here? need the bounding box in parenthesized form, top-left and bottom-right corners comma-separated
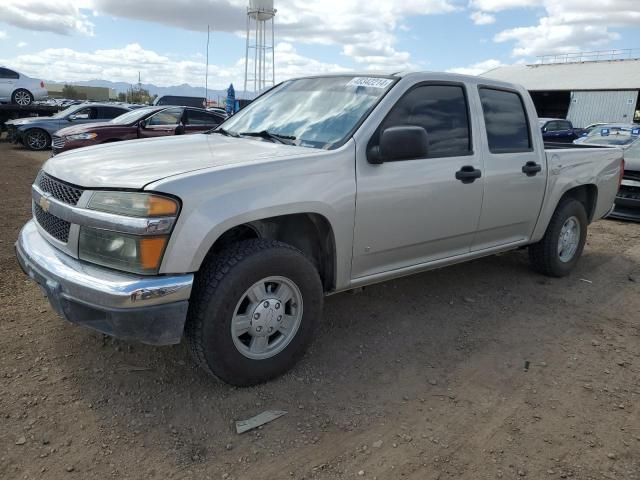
(46, 79, 256, 100)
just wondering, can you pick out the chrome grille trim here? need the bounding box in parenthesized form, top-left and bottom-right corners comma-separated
(52, 136, 65, 149)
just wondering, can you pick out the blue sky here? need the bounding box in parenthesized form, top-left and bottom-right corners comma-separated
(1, 0, 640, 90)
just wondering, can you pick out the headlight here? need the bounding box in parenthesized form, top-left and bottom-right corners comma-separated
(65, 132, 97, 141)
(79, 228, 168, 275)
(87, 192, 178, 217)
(80, 192, 180, 274)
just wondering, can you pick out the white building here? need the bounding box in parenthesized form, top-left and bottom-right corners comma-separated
(482, 51, 640, 128)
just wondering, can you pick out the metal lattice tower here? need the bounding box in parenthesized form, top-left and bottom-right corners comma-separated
(244, 0, 276, 93)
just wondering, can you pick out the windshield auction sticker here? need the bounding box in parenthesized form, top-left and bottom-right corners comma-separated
(346, 77, 393, 89)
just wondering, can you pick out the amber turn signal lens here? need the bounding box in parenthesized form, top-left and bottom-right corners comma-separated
(147, 196, 179, 216)
(139, 236, 169, 270)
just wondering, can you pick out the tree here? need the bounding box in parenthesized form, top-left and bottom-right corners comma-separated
(117, 92, 127, 102)
(62, 84, 82, 100)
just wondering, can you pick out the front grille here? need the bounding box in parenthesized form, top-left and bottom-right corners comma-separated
(37, 172, 83, 206)
(34, 203, 70, 243)
(52, 135, 65, 149)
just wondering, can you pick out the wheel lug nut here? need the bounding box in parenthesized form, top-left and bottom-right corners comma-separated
(263, 301, 269, 308)
(275, 303, 280, 309)
(277, 315, 282, 321)
(268, 327, 273, 333)
(254, 313, 260, 319)
(256, 326, 262, 332)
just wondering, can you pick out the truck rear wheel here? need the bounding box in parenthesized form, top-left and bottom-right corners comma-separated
(185, 239, 323, 386)
(528, 199, 588, 277)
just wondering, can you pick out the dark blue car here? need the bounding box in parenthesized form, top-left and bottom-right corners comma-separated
(539, 118, 585, 143)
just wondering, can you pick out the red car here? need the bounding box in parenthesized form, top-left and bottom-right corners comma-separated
(52, 106, 225, 154)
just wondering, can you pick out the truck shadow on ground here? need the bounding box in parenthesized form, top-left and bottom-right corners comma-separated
(49, 243, 635, 467)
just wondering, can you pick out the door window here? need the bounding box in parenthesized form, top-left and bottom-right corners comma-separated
(377, 84, 471, 159)
(545, 121, 560, 131)
(186, 110, 222, 126)
(0, 68, 19, 79)
(71, 107, 98, 120)
(479, 88, 531, 153)
(147, 108, 183, 126)
(558, 120, 572, 130)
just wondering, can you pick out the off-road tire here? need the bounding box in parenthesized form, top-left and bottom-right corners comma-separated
(185, 239, 323, 386)
(528, 199, 588, 277)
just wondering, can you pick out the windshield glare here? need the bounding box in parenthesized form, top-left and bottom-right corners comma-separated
(220, 76, 396, 149)
(582, 133, 638, 146)
(111, 107, 158, 125)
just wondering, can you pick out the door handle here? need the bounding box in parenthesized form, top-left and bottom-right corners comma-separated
(455, 165, 482, 184)
(522, 161, 542, 177)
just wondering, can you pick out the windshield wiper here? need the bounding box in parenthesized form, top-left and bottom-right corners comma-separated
(239, 130, 296, 145)
(210, 127, 240, 137)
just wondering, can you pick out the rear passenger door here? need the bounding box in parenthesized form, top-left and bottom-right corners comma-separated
(184, 109, 223, 133)
(471, 87, 546, 251)
(352, 83, 484, 278)
(139, 107, 184, 138)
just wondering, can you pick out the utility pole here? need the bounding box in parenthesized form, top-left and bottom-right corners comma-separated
(205, 24, 210, 107)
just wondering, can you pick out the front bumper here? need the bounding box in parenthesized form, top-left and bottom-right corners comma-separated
(16, 220, 194, 345)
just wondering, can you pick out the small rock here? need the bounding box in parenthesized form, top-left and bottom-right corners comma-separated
(591, 340, 600, 346)
(629, 273, 638, 283)
(226, 443, 233, 451)
(372, 440, 383, 448)
(463, 297, 475, 303)
(15, 436, 26, 445)
(66, 466, 75, 472)
(607, 453, 617, 460)
(429, 379, 438, 386)
(518, 469, 527, 476)
(547, 470, 555, 475)
(222, 474, 229, 480)
(358, 471, 365, 476)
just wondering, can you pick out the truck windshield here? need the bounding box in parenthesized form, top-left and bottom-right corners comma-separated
(218, 76, 396, 149)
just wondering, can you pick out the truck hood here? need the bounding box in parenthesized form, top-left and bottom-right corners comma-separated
(55, 122, 115, 136)
(43, 133, 316, 189)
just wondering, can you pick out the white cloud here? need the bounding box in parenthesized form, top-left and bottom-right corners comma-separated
(0, 0, 94, 35)
(470, 11, 495, 25)
(446, 58, 504, 75)
(17, 41, 28, 48)
(0, 42, 350, 90)
(0, 31, 7, 39)
(471, 0, 640, 58)
(0, 0, 457, 71)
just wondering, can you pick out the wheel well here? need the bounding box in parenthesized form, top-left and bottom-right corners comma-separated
(207, 214, 336, 292)
(560, 185, 597, 222)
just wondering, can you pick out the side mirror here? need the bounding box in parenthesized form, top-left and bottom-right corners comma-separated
(67, 116, 75, 122)
(368, 126, 429, 164)
(138, 119, 147, 129)
(542, 127, 547, 133)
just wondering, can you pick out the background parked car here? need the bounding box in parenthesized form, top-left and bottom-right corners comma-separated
(539, 118, 585, 143)
(52, 106, 225, 154)
(153, 95, 207, 108)
(573, 124, 640, 221)
(0, 67, 47, 106)
(6, 103, 131, 151)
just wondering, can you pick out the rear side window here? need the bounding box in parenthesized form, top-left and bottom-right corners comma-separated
(0, 68, 19, 79)
(479, 88, 531, 153)
(186, 109, 222, 126)
(379, 84, 471, 158)
(558, 120, 572, 130)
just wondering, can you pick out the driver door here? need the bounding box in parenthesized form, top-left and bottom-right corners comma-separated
(139, 107, 184, 138)
(352, 83, 484, 279)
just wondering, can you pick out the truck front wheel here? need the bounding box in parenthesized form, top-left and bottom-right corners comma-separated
(185, 239, 323, 386)
(528, 199, 588, 277)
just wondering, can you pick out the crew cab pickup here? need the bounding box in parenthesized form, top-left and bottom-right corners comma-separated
(16, 72, 624, 386)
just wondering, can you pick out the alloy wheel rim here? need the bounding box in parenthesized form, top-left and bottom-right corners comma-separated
(230, 276, 303, 360)
(15, 91, 31, 105)
(27, 131, 47, 150)
(557, 216, 580, 263)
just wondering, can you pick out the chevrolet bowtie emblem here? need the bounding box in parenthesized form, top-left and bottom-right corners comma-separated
(39, 195, 51, 212)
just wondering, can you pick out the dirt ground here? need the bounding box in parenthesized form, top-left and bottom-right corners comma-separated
(0, 138, 639, 480)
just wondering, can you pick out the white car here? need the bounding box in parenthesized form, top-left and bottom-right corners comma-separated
(0, 66, 47, 106)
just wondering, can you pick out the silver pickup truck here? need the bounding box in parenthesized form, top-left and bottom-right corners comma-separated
(16, 72, 624, 385)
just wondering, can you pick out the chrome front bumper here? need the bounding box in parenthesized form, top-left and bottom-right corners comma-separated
(16, 220, 194, 345)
